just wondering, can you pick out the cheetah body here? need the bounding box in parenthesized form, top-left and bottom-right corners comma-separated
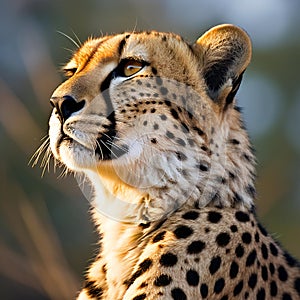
(47, 24, 300, 299)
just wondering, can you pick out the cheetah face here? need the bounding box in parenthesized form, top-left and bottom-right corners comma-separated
(49, 25, 250, 174)
(48, 25, 252, 221)
(49, 33, 202, 174)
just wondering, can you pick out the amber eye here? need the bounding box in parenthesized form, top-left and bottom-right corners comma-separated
(63, 68, 77, 78)
(122, 60, 144, 77)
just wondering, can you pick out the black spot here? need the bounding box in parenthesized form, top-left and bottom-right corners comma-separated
(270, 280, 278, 296)
(160, 87, 168, 95)
(171, 288, 187, 300)
(139, 282, 148, 289)
(258, 223, 268, 236)
(153, 123, 159, 130)
(261, 265, 268, 281)
(214, 278, 225, 294)
(174, 225, 193, 239)
(235, 244, 245, 258)
(229, 261, 239, 279)
(193, 126, 205, 136)
(209, 256, 221, 275)
(201, 145, 208, 152)
(139, 222, 150, 230)
(170, 108, 179, 119)
(235, 211, 250, 222)
(160, 114, 167, 120)
(151, 138, 157, 144)
(242, 232, 252, 244)
(150, 108, 156, 113)
(248, 273, 257, 289)
(125, 258, 153, 287)
(282, 293, 292, 300)
(230, 138, 240, 145)
(246, 184, 256, 198)
(176, 138, 186, 146)
(176, 151, 187, 161)
(187, 240, 206, 254)
(166, 130, 174, 139)
(182, 211, 199, 220)
(246, 249, 257, 267)
(152, 67, 157, 75)
(256, 288, 266, 300)
(84, 280, 103, 298)
(233, 280, 243, 296)
(261, 243, 268, 259)
(207, 211, 222, 223)
(164, 99, 171, 106)
(230, 225, 238, 232)
(229, 171, 236, 179)
(269, 263, 275, 275)
(243, 153, 251, 161)
(156, 77, 162, 85)
(233, 192, 243, 203)
(186, 269, 199, 286)
(269, 242, 278, 256)
(278, 265, 288, 281)
(162, 35, 167, 42)
(143, 121, 147, 126)
(159, 252, 178, 267)
(294, 277, 300, 295)
(152, 231, 166, 243)
(200, 283, 208, 298)
(198, 164, 209, 172)
(283, 252, 298, 267)
(255, 232, 260, 243)
(181, 122, 189, 133)
(154, 274, 172, 286)
(133, 294, 147, 300)
(216, 232, 231, 247)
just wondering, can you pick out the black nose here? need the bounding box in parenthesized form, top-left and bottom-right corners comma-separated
(50, 95, 85, 122)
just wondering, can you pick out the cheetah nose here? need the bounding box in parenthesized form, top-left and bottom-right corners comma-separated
(50, 95, 85, 122)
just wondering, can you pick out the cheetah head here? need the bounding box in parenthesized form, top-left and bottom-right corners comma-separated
(48, 24, 253, 223)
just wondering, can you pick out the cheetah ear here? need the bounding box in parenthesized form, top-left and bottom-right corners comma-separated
(193, 24, 252, 108)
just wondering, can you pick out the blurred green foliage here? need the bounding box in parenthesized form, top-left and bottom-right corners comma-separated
(0, 1, 299, 299)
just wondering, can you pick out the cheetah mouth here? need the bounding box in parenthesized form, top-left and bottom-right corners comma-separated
(55, 116, 129, 162)
(94, 127, 129, 160)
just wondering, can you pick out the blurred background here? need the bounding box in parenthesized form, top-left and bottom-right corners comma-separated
(0, 0, 300, 299)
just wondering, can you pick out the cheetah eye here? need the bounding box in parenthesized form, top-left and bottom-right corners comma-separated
(63, 68, 77, 78)
(121, 59, 146, 77)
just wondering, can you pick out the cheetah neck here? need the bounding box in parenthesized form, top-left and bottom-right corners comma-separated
(82, 107, 257, 297)
(84, 168, 151, 297)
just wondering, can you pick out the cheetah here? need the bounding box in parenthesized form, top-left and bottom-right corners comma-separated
(45, 24, 300, 299)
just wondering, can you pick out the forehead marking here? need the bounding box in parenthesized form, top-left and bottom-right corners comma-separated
(79, 36, 112, 71)
(118, 34, 131, 56)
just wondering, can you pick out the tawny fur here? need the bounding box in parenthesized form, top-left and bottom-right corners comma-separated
(45, 25, 300, 299)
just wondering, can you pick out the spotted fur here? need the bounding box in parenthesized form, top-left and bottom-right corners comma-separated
(46, 24, 300, 299)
